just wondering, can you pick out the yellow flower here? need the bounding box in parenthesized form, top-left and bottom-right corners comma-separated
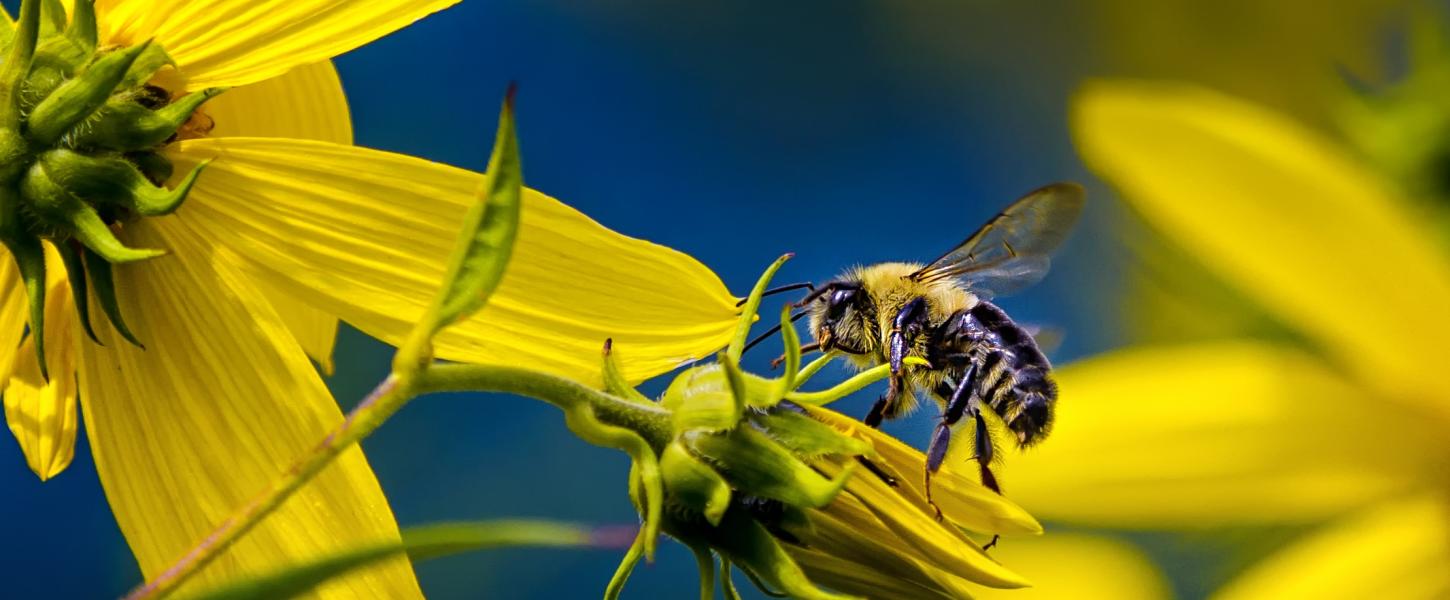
(1005, 80, 1450, 597)
(0, 0, 738, 596)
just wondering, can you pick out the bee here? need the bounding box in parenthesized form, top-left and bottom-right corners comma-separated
(782, 183, 1085, 504)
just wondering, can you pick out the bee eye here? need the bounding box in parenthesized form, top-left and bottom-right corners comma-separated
(829, 288, 857, 306)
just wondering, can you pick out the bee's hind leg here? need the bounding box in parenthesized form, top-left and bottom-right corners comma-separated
(924, 364, 981, 520)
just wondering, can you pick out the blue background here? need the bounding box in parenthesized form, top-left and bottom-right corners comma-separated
(0, 2, 1128, 597)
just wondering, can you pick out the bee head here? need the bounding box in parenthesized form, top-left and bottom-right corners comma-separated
(802, 280, 871, 354)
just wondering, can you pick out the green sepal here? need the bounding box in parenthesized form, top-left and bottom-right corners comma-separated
(561, 400, 661, 560)
(130, 151, 173, 185)
(27, 40, 151, 145)
(0, 0, 43, 127)
(4, 234, 48, 380)
(793, 352, 838, 389)
(21, 161, 165, 263)
(118, 44, 175, 90)
(689, 544, 717, 600)
(54, 240, 97, 343)
(39, 149, 207, 216)
(662, 364, 741, 433)
(600, 338, 653, 405)
(660, 440, 732, 526)
(676, 510, 857, 600)
(766, 304, 801, 405)
(727, 253, 792, 361)
(719, 558, 744, 600)
(83, 246, 143, 348)
(38, 0, 66, 38)
(65, 0, 98, 53)
(786, 358, 928, 406)
(603, 527, 648, 600)
(684, 427, 855, 509)
(175, 520, 602, 600)
(752, 409, 870, 460)
(72, 87, 224, 150)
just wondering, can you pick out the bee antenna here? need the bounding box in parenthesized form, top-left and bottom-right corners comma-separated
(740, 310, 811, 355)
(736, 282, 816, 307)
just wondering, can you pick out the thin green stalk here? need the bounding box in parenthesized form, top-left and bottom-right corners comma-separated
(127, 364, 670, 600)
(123, 375, 415, 600)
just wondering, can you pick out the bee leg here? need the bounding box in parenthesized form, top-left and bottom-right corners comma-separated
(888, 297, 930, 377)
(769, 341, 821, 370)
(925, 365, 978, 520)
(863, 392, 890, 428)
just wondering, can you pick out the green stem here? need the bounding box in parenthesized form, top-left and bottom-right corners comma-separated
(126, 364, 670, 600)
(416, 363, 673, 448)
(123, 375, 415, 600)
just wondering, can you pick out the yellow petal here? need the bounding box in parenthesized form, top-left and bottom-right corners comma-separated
(170, 137, 740, 386)
(1009, 342, 1442, 528)
(1073, 81, 1450, 411)
(200, 59, 352, 371)
(1212, 496, 1450, 600)
(77, 218, 421, 597)
(975, 534, 1171, 600)
(95, 0, 459, 89)
(3, 255, 80, 481)
(0, 251, 28, 390)
(204, 60, 352, 144)
(253, 276, 337, 375)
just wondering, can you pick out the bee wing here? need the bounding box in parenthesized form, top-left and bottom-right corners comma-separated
(909, 182, 1085, 298)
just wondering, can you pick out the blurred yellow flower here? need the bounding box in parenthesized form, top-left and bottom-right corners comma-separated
(0, 0, 738, 596)
(1007, 80, 1450, 598)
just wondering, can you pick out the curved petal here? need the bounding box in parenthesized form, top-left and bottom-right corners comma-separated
(975, 534, 1171, 600)
(77, 218, 421, 597)
(169, 137, 741, 386)
(0, 251, 28, 390)
(203, 60, 352, 144)
(95, 0, 459, 89)
(201, 60, 354, 372)
(1007, 342, 1443, 528)
(3, 252, 80, 481)
(1073, 81, 1450, 413)
(1211, 496, 1450, 600)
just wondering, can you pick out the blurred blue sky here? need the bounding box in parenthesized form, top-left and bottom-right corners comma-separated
(0, 1, 1128, 597)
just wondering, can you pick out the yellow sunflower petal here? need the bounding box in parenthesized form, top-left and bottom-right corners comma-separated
(1008, 342, 1441, 528)
(201, 59, 352, 372)
(77, 218, 421, 597)
(1211, 496, 1450, 600)
(3, 257, 80, 481)
(0, 251, 28, 389)
(170, 137, 740, 386)
(1073, 80, 1450, 410)
(975, 534, 1171, 600)
(95, 0, 459, 89)
(204, 60, 352, 144)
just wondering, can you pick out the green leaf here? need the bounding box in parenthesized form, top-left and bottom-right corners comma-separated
(396, 85, 523, 371)
(177, 520, 604, 600)
(432, 85, 523, 331)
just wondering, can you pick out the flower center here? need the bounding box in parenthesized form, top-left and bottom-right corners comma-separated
(0, 0, 223, 377)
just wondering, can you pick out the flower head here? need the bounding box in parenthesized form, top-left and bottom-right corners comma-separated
(0, 0, 742, 595)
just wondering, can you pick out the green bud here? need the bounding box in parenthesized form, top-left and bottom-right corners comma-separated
(662, 363, 741, 433)
(27, 40, 151, 145)
(660, 440, 732, 526)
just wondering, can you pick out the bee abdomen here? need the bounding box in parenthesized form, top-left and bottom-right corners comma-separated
(1005, 366, 1056, 446)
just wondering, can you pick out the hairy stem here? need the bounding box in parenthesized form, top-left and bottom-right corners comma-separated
(126, 364, 669, 599)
